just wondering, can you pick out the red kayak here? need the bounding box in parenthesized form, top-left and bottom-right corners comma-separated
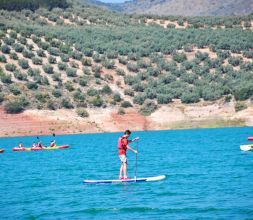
(0, 149, 4, 153)
(248, 137, 253, 141)
(12, 145, 69, 151)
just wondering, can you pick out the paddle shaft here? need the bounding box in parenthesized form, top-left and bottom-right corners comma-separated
(135, 140, 138, 181)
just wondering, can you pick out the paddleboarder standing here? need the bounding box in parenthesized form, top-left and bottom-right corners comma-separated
(118, 130, 139, 179)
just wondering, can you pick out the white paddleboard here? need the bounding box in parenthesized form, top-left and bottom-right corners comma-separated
(240, 144, 253, 151)
(83, 175, 166, 184)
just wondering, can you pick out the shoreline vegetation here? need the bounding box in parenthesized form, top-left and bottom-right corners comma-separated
(0, 1, 252, 137)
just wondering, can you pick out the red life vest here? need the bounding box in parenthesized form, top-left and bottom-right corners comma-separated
(118, 137, 128, 155)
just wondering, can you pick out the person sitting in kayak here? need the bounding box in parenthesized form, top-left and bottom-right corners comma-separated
(50, 140, 56, 147)
(32, 142, 37, 148)
(18, 142, 23, 148)
(37, 141, 44, 149)
(118, 130, 139, 180)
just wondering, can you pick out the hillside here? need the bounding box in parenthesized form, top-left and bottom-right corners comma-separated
(81, 0, 253, 16)
(0, 2, 253, 136)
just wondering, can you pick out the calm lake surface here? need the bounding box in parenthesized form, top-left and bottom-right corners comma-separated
(0, 127, 253, 219)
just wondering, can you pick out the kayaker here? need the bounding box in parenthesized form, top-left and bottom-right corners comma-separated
(32, 142, 37, 148)
(118, 130, 139, 180)
(18, 142, 23, 148)
(50, 140, 56, 147)
(37, 141, 44, 148)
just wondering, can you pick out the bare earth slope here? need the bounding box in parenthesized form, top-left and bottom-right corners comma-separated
(1, 101, 252, 137)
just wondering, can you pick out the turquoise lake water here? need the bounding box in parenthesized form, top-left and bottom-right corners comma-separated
(0, 127, 253, 219)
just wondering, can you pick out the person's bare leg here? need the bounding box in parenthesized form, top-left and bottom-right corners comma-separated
(119, 164, 123, 178)
(123, 162, 127, 178)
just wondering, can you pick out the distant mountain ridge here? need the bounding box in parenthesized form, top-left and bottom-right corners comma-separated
(81, 0, 253, 16)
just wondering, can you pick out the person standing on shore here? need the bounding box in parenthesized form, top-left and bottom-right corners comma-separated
(118, 130, 139, 179)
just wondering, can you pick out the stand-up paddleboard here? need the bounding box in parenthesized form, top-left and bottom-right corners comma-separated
(240, 144, 253, 151)
(248, 137, 253, 141)
(83, 175, 166, 184)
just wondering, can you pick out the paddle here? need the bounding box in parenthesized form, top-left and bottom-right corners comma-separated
(134, 139, 139, 182)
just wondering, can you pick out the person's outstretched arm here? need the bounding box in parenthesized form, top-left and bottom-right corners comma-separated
(127, 145, 138, 154)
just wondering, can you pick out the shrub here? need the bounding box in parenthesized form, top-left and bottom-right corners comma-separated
(43, 64, 54, 74)
(0, 71, 12, 84)
(47, 99, 57, 110)
(157, 94, 172, 104)
(9, 32, 17, 39)
(18, 59, 29, 69)
(9, 85, 21, 95)
(76, 108, 89, 117)
(87, 88, 98, 96)
(0, 93, 4, 103)
(79, 78, 88, 87)
(101, 85, 112, 95)
(113, 93, 121, 102)
(83, 67, 91, 75)
(60, 54, 69, 62)
(102, 59, 115, 69)
(173, 52, 187, 63)
(5, 64, 16, 72)
(91, 95, 103, 107)
(181, 92, 200, 103)
(66, 68, 77, 77)
(22, 49, 34, 59)
(1, 45, 10, 54)
(35, 92, 49, 103)
(27, 68, 40, 77)
(58, 62, 67, 71)
(18, 37, 27, 45)
(52, 89, 62, 98)
(195, 52, 209, 61)
(37, 49, 46, 57)
(39, 42, 50, 50)
(93, 53, 103, 63)
(127, 63, 139, 72)
(121, 101, 133, 108)
(10, 52, 19, 60)
(14, 43, 24, 53)
(73, 90, 85, 102)
(32, 57, 43, 65)
(228, 57, 242, 66)
(92, 65, 102, 76)
(116, 68, 125, 76)
(48, 47, 60, 56)
(61, 98, 73, 109)
(26, 82, 38, 90)
(64, 81, 74, 92)
(139, 100, 157, 116)
(133, 94, 146, 105)
(52, 73, 61, 82)
(118, 107, 125, 115)
(48, 56, 57, 64)
(124, 88, 134, 97)
(4, 100, 24, 114)
(0, 55, 7, 63)
(225, 95, 232, 103)
(235, 102, 247, 112)
(233, 85, 253, 101)
(70, 51, 83, 60)
(119, 57, 127, 65)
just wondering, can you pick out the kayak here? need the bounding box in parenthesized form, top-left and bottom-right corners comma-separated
(240, 144, 253, 151)
(248, 137, 253, 141)
(83, 175, 166, 184)
(12, 145, 69, 151)
(0, 149, 4, 153)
